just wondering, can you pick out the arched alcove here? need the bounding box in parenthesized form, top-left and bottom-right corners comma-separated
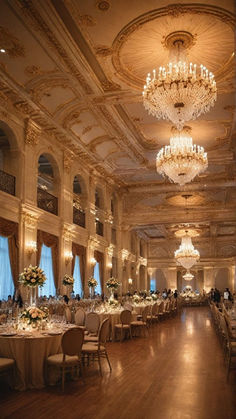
(0, 121, 21, 197)
(215, 268, 230, 292)
(37, 153, 60, 216)
(73, 174, 87, 228)
(156, 269, 167, 292)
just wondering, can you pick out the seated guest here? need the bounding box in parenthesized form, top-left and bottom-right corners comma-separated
(63, 295, 69, 304)
(75, 293, 80, 301)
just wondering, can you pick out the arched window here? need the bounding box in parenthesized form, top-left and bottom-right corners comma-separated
(73, 175, 86, 228)
(0, 235, 14, 300)
(93, 262, 102, 295)
(39, 244, 56, 297)
(37, 154, 59, 215)
(73, 255, 83, 297)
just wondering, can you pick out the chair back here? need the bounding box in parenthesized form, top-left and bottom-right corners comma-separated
(123, 303, 132, 311)
(120, 309, 132, 325)
(64, 307, 72, 323)
(98, 318, 110, 346)
(75, 308, 86, 326)
(142, 306, 149, 322)
(151, 303, 158, 316)
(158, 301, 164, 314)
(61, 328, 84, 356)
(85, 312, 100, 334)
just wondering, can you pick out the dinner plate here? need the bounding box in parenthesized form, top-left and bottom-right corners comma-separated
(0, 332, 17, 336)
(47, 331, 62, 335)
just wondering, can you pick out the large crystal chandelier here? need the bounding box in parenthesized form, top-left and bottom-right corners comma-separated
(156, 126, 208, 186)
(143, 31, 217, 130)
(175, 234, 200, 270)
(183, 270, 194, 281)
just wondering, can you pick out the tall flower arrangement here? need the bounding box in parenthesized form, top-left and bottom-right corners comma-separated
(63, 274, 74, 286)
(106, 277, 120, 289)
(88, 277, 98, 288)
(19, 265, 46, 288)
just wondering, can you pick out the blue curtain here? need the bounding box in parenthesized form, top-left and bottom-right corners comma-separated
(0, 235, 14, 300)
(94, 262, 102, 295)
(73, 255, 83, 297)
(39, 244, 56, 297)
(150, 278, 156, 292)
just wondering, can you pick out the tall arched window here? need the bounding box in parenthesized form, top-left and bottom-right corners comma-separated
(73, 255, 83, 297)
(0, 235, 14, 300)
(94, 262, 102, 295)
(39, 244, 56, 297)
(37, 154, 59, 216)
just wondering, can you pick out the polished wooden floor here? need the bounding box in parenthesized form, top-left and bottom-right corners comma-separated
(1, 307, 236, 419)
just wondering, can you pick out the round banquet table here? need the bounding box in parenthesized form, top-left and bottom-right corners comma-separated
(97, 310, 137, 341)
(0, 331, 62, 391)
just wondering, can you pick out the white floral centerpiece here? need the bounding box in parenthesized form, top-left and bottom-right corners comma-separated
(108, 297, 119, 307)
(152, 294, 158, 301)
(20, 306, 48, 326)
(145, 296, 152, 302)
(88, 277, 98, 288)
(106, 277, 120, 289)
(63, 274, 74, 286)
(19, 265, 46, 288)
(133, 294, 141, 303)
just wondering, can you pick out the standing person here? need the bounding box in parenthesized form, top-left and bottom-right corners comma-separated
(173, 290, 178, 299)
(223, 288, 230, 309)
(214, 288, 221, 305)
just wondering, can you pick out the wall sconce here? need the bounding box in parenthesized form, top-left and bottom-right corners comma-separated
(90, 257, 97, 266)
(128, 278, 133, 285)
(64, 251, 73, 266)
(107, 262, 112, 269)
(26, 241, 37, 257)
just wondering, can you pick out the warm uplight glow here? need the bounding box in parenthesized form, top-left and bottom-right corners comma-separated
(26, 241, 37, 256)
(64, 250, 73, 265)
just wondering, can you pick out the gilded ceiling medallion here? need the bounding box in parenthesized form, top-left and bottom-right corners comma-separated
(96, 1, 111, 12)
(112, 4, 235, 90)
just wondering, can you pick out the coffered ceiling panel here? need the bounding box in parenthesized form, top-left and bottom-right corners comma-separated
(0, 0, 235, 263)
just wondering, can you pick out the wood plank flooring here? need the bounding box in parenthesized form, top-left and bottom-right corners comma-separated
(1, 307, 236, 419)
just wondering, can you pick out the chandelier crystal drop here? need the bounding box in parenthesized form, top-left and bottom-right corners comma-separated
(183, 270, 194, 281)
(175, 235, 200, 270)
(156, 126, 208, 186)
(142, 32, 217, 130)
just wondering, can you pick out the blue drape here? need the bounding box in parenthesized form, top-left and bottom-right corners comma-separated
(94, 262, 102, 295)
(150, 278, 156, 292)
(0, 235, 14, 300)
(39, 244, 56, 297)
(73, 255, 83, 297)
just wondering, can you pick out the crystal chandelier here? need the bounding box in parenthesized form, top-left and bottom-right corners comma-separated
(143, 31, 217, 130)
(175, 234, 200, 270)
(156, 126, 208, 186)
(183, 270, 194, 281)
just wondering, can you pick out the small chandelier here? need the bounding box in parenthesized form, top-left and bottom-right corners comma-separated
(175, 234, 200, 270)
(183, 270, 194, 281)
(156, 126, 208, 186)
(143, 31, 217, 130)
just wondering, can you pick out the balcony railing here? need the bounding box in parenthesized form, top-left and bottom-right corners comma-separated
(0, 169, 16, 196)
(96, 220, 104, 237)
(37, 187, 58, 216)
(73, 207, 85, 228)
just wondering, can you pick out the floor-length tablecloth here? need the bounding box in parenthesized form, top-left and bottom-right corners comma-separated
(0, 333, 61, 390)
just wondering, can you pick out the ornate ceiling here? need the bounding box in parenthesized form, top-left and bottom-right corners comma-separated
(0, 0, 235, 264)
